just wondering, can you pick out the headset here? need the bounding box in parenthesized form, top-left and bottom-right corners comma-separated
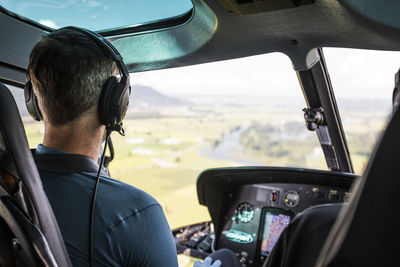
(24, 26, 131, 267)
(393, 68, 400, 111)
(24, 26, 131, 134)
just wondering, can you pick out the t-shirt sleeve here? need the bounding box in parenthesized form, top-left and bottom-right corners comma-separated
(107, 203, 178, 267)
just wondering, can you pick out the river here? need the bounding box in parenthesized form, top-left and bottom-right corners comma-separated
(199, 126, 265, 166)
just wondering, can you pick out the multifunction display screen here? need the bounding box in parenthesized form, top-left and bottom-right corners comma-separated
(260, 211, 291, 257)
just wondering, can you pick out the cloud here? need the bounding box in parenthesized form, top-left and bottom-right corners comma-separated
(131, 49, 400, 100)
(38, 19, 58, 29)
(87, 0, 101, 7)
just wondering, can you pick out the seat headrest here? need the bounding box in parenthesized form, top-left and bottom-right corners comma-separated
(0, 82, 71, 267)
(316, 94, 400, 266)
(0, 132, 5, 151)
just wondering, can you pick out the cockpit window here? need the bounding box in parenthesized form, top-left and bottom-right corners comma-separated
(0, 0, 193, 31)
(324, 48, 400, 174)
(10, 53, 326, 230)
(116, 53, 326, 228)
(5, 84, 44, 145)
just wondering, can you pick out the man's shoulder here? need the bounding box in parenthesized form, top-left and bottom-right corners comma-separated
(98, 175, 160, 212)
(39, 168, 160, 212)
(39, 168, 164, 232)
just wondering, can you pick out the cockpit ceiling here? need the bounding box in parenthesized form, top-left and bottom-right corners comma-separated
(164, 0, 400, 71)
(339, 0, 400, 30)
(215, 0, 315, 15)
(1, 0, 400, 82)
(68, 0, 400, 71)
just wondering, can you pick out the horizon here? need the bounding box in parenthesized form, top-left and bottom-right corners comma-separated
(132, 83, 393, 101)
(131, 48, 400, 103)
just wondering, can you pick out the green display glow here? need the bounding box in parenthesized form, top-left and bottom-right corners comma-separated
(238, 209, 255, 223)
(222, 229, 254, 244)
(236, 202, 255, 223)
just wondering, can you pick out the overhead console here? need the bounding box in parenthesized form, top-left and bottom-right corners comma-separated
(216, 0, 315, 15)
(173, 167, 357, 266)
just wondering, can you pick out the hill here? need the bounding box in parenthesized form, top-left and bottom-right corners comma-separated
(131, 84, 191, 107)
(128, 85, 194, 117)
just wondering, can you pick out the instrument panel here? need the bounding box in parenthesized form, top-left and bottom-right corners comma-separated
(174, 167, 357, 267)
(217, 183, 349, 266)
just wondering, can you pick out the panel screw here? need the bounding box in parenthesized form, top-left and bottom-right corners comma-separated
(11, 239, 21, 251)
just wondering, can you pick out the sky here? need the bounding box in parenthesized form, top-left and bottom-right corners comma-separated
(131, 49, 400, 101)
(0, 0, 192, 31)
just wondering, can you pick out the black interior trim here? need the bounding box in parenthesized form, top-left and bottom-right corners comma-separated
(0, 62, 26, 88)
(297, 49, 353, 173)
(99, 10, 193, 37)
(0, 61, 25, 73)
(0, 78, 23, 89)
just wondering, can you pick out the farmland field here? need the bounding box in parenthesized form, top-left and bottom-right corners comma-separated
(23, 92, 389, 226)
(22, 89, 389, 267)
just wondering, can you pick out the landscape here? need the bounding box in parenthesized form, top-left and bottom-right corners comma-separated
(16, 84, 389, 266)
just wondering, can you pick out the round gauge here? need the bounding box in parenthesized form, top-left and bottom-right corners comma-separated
(236, 202, 255, 223)
(284, 191, 300, 207)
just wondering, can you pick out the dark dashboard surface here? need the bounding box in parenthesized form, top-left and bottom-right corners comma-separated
(174, 167, 357, 267)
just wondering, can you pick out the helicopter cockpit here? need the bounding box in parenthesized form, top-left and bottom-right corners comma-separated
(1, 0, 400, 266)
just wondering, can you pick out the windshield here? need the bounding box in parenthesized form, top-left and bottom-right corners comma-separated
(324, 48, 400, 174)
(10, 52, 325, 230)
(0, 0, 193, 31)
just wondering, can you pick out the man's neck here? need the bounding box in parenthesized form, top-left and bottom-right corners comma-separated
(42, 119, 105, 162)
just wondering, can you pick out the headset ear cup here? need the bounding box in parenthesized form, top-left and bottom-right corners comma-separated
(98, 76, 131, 129)
(98, 76, 117, 126)
(118, 84, 130, 122)
(24, 81, 42, 121)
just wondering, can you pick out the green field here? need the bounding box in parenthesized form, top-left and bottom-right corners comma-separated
(25, 104, 386, 227)
(23, 98, 388, 267)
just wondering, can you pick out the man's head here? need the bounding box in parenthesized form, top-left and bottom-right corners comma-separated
(28, 28, 114, 126)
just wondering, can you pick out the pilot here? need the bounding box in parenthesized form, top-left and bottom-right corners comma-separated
(262, 69, 400, 267)
(27, 27, 178, 266)
(262, 203, 342, 267)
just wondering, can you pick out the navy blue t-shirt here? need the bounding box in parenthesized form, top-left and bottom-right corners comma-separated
(36, 144, 178, 267)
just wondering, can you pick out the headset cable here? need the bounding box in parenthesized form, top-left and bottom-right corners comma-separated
(89, 130, 111, 267)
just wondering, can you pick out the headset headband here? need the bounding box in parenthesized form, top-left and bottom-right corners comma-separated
(62, 26, 130, 83)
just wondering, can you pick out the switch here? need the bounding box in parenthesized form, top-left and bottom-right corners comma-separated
(328, 190, 339, 201)
(312, 187, 325, 198)
(344, 192, 352, 202)
(239, 251, 248, 265)
(272, 191, 278, 202)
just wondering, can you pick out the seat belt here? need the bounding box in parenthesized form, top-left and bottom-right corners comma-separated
(31, 150, 109, 176)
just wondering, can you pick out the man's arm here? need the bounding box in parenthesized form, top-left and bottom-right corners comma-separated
(197, 248, 241, 267)
(107, 203, 178, 267)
